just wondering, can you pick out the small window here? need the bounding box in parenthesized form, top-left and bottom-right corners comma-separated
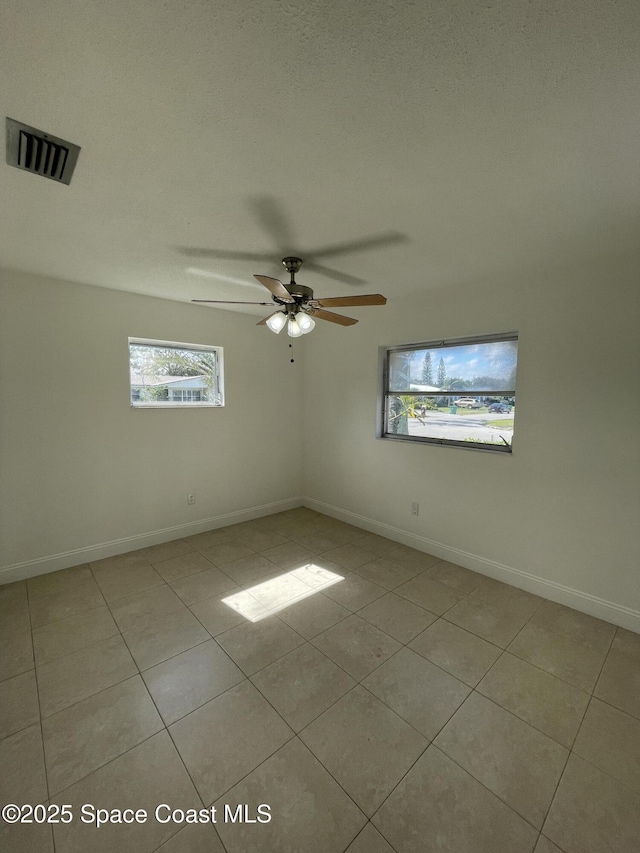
(129, 338, 224, 408)
(379, 333, 517, 452)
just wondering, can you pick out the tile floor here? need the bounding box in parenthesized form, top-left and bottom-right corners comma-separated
(1, 507, 639, 852)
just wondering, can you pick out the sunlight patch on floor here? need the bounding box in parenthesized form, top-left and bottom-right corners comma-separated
(221, 565, 344, 622)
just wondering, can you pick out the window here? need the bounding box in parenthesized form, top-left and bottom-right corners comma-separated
(379, 333, 518, 452)
(129, 338, 224, 408)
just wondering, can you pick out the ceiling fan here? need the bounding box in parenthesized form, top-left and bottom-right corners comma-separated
(192, 256, 387, 337)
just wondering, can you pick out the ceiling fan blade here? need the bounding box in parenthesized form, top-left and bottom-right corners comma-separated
(307, 231, 407, 260)
(192, 300, 272, 305)
(254, 275, 295, 302)
(314, 294, 387, 308)
(309, 308, 358, 326)
(303, 261, 366, 286)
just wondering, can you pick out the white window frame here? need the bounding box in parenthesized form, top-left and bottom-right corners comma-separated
(378, 332, 518, 453)
(129, 337, 224, 408)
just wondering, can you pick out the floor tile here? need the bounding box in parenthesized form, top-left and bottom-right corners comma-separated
(229, 526, 289, 552)
(0, 597, 31, 634)
(109, 584, 185, 633)
(219, 553, 279, 585)
(594, 628, 640, 719)
(572, 697, 640, 794)
(351, 533, 401, 557)
(37, 634, 138, 717)
(357, 592, 437, 644)
(251, 643, 355, 731)
(384, 545, 441, 571)
(142, 639, 244, 725)
(42, 675, 163, 794)
(300, 686, 427, 816)
(93, 563, 164, 603)
(312, 615, 401, 681)
(543, 753, 640, 853)
(0, 670, 39, 739)
(215, 617, 305, 675)
(189, 596, 245, 636)
(169, 680, 293, 804)
(411, 619, 502, 687)
(154, 822, 225, 852)
(508, 623, 606, 692)
(294, 530, 358, 553)
(184, 528, 234, 552)
(372, 745, 538, 853)
(477, 652, 590, 747)
(142, 538, 194, 564)
(201, 539, 255, 566)
(529, 600, 616, 654)
(395, 574, 463, 615)
(259, 541, 316, 568)
(363, 647, 470, 739)
(278, 593, 350, 639)
(534, 837, 564, 853)
(0, 580, 27, 607)
(0, 725, 48, 805)
(444, 596, 528, 647)
(89, 549, 150, 573)
(50, 731, 200, 853)
(168, 567, 237, 606)
(151, 551, 215, 583)
(425, 560, 484, 594)
(214, 738, 366, 853)
(27, 564, 93, 599)
(354, 556, 420, 590)
(29, 577, 105, 628)
(321, 543, 377, 570)
(123, 608, 209, 670)
(0, 820, 54, 853)
(434, 692, 568, 828)
(0, 629, 33, 681)
(470, 577, 543, 619)
(32, 606, 119, 666)
(345, 823, 396, 853)
(322, 572, 385, 611)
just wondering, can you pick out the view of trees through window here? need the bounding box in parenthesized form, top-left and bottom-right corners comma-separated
(383, 336, 517, 451)
(129, 339, 223, 406)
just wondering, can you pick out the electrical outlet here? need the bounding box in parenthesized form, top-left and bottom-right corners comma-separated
(187, 494, 196, 505)
(411, 502, 419, 516)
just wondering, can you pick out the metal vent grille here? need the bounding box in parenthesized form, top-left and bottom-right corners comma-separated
(6, 118, 81, 185)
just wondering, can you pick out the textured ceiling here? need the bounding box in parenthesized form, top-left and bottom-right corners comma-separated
(1, 0, 639, 313)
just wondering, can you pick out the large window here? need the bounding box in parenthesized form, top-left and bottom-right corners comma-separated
(129, 338, 224, 408)
(379, 333, 518, 452)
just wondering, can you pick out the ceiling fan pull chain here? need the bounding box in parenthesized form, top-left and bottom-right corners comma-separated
(289, 342, 294, 364)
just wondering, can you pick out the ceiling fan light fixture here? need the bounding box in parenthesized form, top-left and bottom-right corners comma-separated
(266, 311, 287, 333)
(287, 315, 303, 338)
(297, 313, 315, 334)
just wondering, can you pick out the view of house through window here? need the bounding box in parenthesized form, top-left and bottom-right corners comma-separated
(129, 338, 224, 407)
(381, 333, 518, 451)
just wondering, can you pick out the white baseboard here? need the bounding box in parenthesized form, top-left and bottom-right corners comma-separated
(303, 497, 640, 634)
(0, 497, 303, 585)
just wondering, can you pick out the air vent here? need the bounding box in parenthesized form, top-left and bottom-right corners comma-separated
(6, 118, 81, 185)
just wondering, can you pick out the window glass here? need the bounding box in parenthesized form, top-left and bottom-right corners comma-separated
(129, 339, 224, 407)
(381, 334, 517, 451)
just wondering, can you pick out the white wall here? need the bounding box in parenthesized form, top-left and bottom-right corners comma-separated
(301, 253, 640, 629)
(0, 269, 303, 579)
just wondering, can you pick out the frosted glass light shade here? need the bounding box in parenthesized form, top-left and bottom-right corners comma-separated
(287, 316, 303, 337)
(297, 313, 315, 334)
(266, 312, 287, 333)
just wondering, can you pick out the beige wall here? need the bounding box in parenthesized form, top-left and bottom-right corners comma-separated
(301, 253, 640, 629)
(0, 269, 303, 578)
